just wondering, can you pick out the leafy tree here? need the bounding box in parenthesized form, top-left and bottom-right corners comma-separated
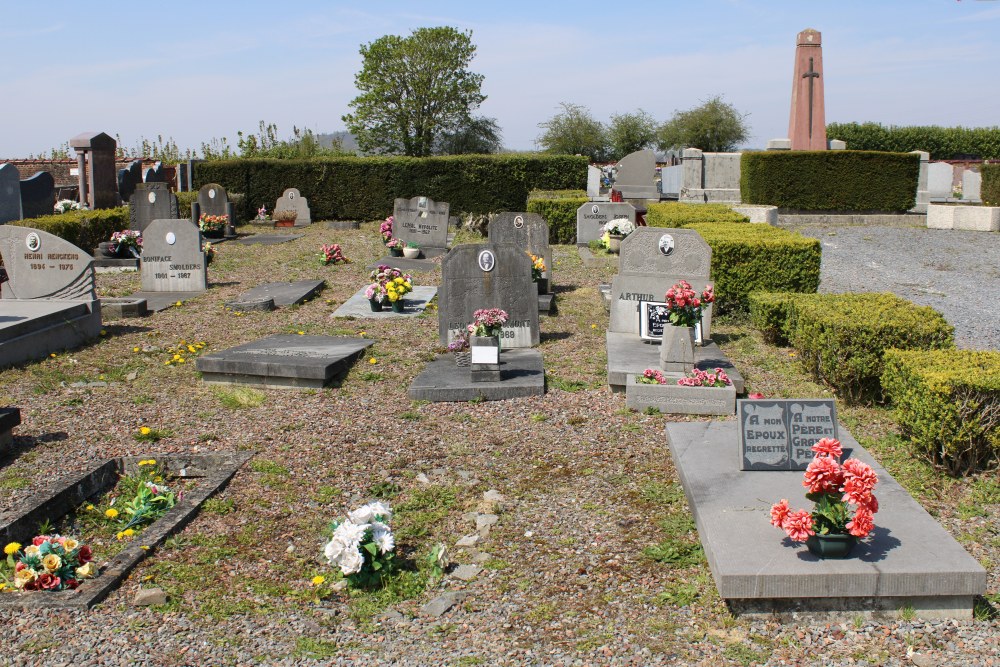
(656, 96, 750, 153)
(607, 109, 658, 160)
(435, 115, 503, 155)
(343, 26, 486, 157)
(536, 103, 609, 162)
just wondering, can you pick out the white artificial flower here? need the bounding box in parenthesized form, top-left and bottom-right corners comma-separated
(338, 545, 364, 575)
(349, 501, 392, 525)
(371, 522, 395, 554)
(333, 520, 369, 547)
(323, 537, 347, 566)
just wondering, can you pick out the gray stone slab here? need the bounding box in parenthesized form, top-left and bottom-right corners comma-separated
(587, 165, 602, 198)
(19, 171, 56, 219)
(487, 212, 553, 294)
(393, 196, 449, 250)
(100, 297, 148, 319)
(234, 233, 304, 246)
(665, 421, 986, 619)
(129, 183, 178, 233)
(926, 162, 953, 200)
(140, 219, 206, 293)
(232, 280, 324, 308)
(92, 257, 139, 271)
(606, 331, 744, 393)
(625, 375, 735, 415)
(196, 335, 374, 388)
(538, 293, 554, 314)
(576, 202, 636, 246)
(130, 291, 201, 312)
(331, 285, 437, 319)
(367, 255, 442, 272)
(408, 350, 545, 402)
(962, 170, 982, 201)
(614, 149, 659, 199)
(224, 297, 274, 312)
(578, 246, 607, 268)
(0, 164, 22, 224)
(0, 301, 101, 368)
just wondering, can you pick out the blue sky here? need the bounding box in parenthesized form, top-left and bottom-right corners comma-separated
(3, 0, 999, 157)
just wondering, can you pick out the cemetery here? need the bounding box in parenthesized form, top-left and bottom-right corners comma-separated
(0, 19, 999, 667)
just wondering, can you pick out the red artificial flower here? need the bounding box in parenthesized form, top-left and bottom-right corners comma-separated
(33, 536, 48, 546)
(783, 510, 815, 542)
(748, 392, 765, 399)
(37, 573, 60, 590)
(811, 437, 843, 459)
(14, 561, 25, 572)
(77, 545, 93, 563)
(841, 458, 879, 507)
(770, 499, 790, 528)
(803, 455, 843, 494)
(65, 579, 79, 590)
(846, 506, 875, 538)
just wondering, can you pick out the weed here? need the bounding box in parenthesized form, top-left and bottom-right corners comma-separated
(250, 459, 289, 476)
(643, 539, 704, 567)
(360, 372, 383, 382)
(654, 581, 699, 607)
(722, 642, 771, 666)
(530, 413, 548, 422)
(899, 604, 916, 622)
(369, 481, 402, 499)
(213, 386, 267, 409)
(312, 486, 342, 504)
(400, 411, 421, 421)
(566, 416, 586, 426)
(547, 374, 588, 392)
(294, 637, 340, 659)
(203, 498, 235, 515)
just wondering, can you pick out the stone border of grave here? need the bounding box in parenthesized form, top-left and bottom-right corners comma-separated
(624, 376, 735, 415)
(0, 452, 251, 610)
(926, 203, 1000, 232)
(775, 211, 926, 226)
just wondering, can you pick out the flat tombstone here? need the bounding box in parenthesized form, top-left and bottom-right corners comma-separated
(926, 163, 953, 199)
(0, 164, 23, 224)
(487, 212, 552, 292)
(197, 183, 229, 217)
(393, 196, 449, 249)
(274, 188, 312, 226)
(738, 398, 839, 471)
(130, 183, 178, 233)
(117, 160, 143, 203)
(438, 244, 539, 348)
(140, 219, 206, 292)
(587, 165, 602, 198)
(0, 225, 95, 300)
(576, 202, 635, 246)
(20, 171, 55, 219)
(614, 149, 658, 199)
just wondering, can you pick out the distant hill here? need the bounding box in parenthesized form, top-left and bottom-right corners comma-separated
(316, 132, 358, 152)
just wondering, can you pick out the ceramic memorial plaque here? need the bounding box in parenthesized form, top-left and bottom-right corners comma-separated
(738, 399, 839, 471)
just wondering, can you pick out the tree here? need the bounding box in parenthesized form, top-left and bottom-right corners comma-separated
(343, 26, 486, 157)
(607, 110, 658, 160)
(656, 96, 750, 153)
(536, 103, 609, 162)
(435, 115, 503, 155)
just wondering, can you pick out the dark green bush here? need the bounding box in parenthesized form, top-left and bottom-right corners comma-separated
(527, 189, 587, 200)
(684, 223, 821, 313)
(982, 164, 1000, 206)
(194, 154, 588, 223)
(882, 349, 1000, 474)
(13, 207, 130, 250)
(747, 292, 811, 345)
(826, 122, 1000, 160)
(646, 203, 749, 227)
(740, 150, 919, 211)
(176, 191, 197, 219)
(525, 195, 589, 245)
(789, 293, 954, 404)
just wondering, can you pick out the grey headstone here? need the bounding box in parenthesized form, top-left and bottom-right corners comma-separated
(130, 183, 179, 233)
(19, 171, 56, 219)
(487, 213, 552, 294)
(143, 161, 167, 183)
(0, 164, 23, 224)
(393, 196, 450, 249)
(766, 138, 792, 150)
(117, 160, 143, 203)
(575, 201, 636, 246)
(738, 399, 839, 471)
(140, 219, 206, 292)
(438, 244, 540, 348)
(660, 165, 682, 198)
(197, 183, 229, 217)
(587, 165, 602, 198)
(962, 170, 982, 201)
(0, 225, 95, 300)
(926, 162, 953, 199)
(614, 149, 658, 199)
(273, 188, 311, 226)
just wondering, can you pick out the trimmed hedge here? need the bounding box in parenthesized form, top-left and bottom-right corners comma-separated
(983, 164, 1000, 206)
(525, 195, 589, 245)
(826, 122, 1000, 160)
(882, 349, 1000, 474)
(788, 293, 954, 404)
(748, 291, 805, 345)
(194, 154, 588, 223)
(527, 189, 587, 200)
(645, 203, 749, 227)
(12, 208, 130, 250)
(684, 223, 821, 313)
(740, 150, 919, 211)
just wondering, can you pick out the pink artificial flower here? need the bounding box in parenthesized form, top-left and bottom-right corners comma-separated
(841, 458, 878, 507)
(33, 536, 48, 546)
(846, 506, 875, 538)
(802, 455, 844, 494)
(811, 437, 843, 459)
(782, 510, 815, 542)
(770, 499, 790, 528)
(748, 392, 764, 399)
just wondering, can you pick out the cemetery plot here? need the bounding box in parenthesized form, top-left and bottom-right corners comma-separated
(391, 196, 450, 256)
(331, 286, 437, 319)
(225, 280, 325, 312)
(408, 349, 545, 402)
(0, 453, 250, 610)
(576, 201, 636, 247)
(273, 188, 312, 226)
(487, 212, 555, 314)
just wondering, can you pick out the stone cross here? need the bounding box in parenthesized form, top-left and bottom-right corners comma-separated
(802, 57, 820, 141)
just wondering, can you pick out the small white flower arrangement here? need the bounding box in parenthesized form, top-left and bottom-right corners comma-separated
(604, 218, 635, 236)
(54, 199, 83, 214)
(322, 501, 396, 588)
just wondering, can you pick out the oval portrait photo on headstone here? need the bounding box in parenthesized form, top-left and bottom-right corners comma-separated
(25, 232, 41, 252)
(592, 204, 600, 215)
(477, 249, 496, 272)
(514, 215, 524, 229)
(658, 234, 675, 256)
(166, 232, 176, 246)
(148, 191, 156, 203)
(209, 188, 216, 199)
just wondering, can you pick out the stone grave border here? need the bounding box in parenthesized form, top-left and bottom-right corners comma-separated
(0, 452, 251, 610)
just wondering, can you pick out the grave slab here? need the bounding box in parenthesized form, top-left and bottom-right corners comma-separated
(606, 331, 744, 393)
(331, 286, 437, 319)
(625, 376, 736, 415)
(230, 280, 324, 308)
(666, 420, 986, 620)
(408, 350, 545, 402)
(234, 233, 304, 246)
(196, 334, 374, 388)
(129, 291, 202, 312)
(1, 407, 21, 450)
(92, 257, 139, 272)
(368, 255, 442, 272)
(100, 297, 148, 319)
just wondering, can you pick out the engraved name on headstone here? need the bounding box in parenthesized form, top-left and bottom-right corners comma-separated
(393, 196, 449, 249)
(140, 219, 206, 292)
(575, 201, 636, 246)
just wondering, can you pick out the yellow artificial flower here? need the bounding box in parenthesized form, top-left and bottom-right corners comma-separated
(76, 562, 97, 579)
(14, 568, 35, 588)
(42, 554, 62, 572)
(311, 575, 325, 586)
(4, 542, 21, 556)
(140, 545, 150, 551)
(24, 545, 40, 558)
(105, 508, 119, 519)
(62, 538, 79, 551)
(50, 353, 57, 358)
(164, 360, 171, 366)
(173, 354, 181, 360)
(139, 427, 152, 436)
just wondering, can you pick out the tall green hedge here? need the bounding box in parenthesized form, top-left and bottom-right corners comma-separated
(194, 154, 588, 222)
(525, 195, 588, 244)
(741, 150, 919, 211)
(646, 203, 749, 227)
(10, 208, 130, 250)
(685, 223, 821, 312)
(826, 122, 1000, 160)
(983, 164, 1000, 206)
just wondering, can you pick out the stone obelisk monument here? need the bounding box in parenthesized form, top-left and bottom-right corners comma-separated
(788, 28, 827, 151)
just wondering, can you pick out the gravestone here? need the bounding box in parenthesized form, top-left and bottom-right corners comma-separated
(788, 29, 827, 151)
(926, 162, 953, 200)
(143, 161, 167, 183)
(19, 171, 56, 219)
(117, 160, 143, 202)
(438, 244, 540, 348)
(587, 165, 602, 198)
(69, 132, 118, 209)
(393, 196, 449, 250)
(962, 170, 982, 201)
(575, 201, 636, 246)
(130, 183, 179, 233)
(140, 219, 206, 292)
(197, 183, 229, 217)
(738, 399, 838, 471)
(487, 213, 552, 294)
(0, 164, 23, 224)
(274, 188, 311, 226)
(614, 149, 658, 199)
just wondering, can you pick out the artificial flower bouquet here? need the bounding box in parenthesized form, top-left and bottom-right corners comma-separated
(323, 501, 396, 588)
(256, 205, 271, 222)
(380, 216, 394, 243)
(319, 243, 349, 265)
(447, 332, 469, 353)
(604, 218, 635, 237)
(3, 535, 97, 591)
(116, 459, 180, 532)
(198, 213, 228, 234)
(528, 253, 546, 281)
(202, 242, 216, 263)
(664, 280, 715, 328)
(54, 199, 83, 214)
(110, 230, 142, 255)
(636, 368, 669, 385)
(677, 367, 731, 388)
(467, 308, 508, 337)
(366, 265, 412, 303)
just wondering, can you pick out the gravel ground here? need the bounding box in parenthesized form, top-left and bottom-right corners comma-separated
(0, 220, 996, 666)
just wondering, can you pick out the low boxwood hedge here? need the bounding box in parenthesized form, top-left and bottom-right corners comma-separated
(525, 194, 589, 245)
(11, 207, 130, 251)
(982, 164, 1000, 206)
(645, 202, 749, 227)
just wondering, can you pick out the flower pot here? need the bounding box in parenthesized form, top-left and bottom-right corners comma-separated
(806, 533, 858, 559)
(608, 234, 624, 254)
(202, 229, 224, 239)
(402, 247, 421, 259)
(389, 247, 404, 257)
(535, 277, 549, 294)
(391, 299, 405, 313)
(97, 242, 120, 258)
(469, 335, 501, 382)
(274, 220, 296, 228)
(369, 298, 384, 312)
(453, 351, 471, 367)
(659, 324, 696, 373)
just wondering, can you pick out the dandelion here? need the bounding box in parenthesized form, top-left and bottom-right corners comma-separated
(297, 331, 305, 335)
(140, 427, 152, 436)
(50, 353, 57, 358)
(369, 357, 377, 364)
(133, 347, 140, 353)
(175, 301, 182, 307)
(85, 504, 95, 511)
(105, 508, 119, 519)
(4, 542, 21, 556)
(100, 330, 107, 336)
(591, 324, 597, 329)
(311, 575, 325, 586)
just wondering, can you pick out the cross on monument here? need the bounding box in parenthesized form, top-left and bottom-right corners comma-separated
(802, 57, 820, 140)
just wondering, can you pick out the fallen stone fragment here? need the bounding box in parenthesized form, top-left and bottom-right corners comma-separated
(476, 514, 499, 534)
(134, 588, 167, 606)
(456, 534, 481, 548)
(452, 564, 482, 581)
(415, 473, 430, 484)
(420, 591, 467, 617)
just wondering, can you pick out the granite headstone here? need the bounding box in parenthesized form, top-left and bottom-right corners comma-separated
(614, 149, 658, 199)
(487, 213, 552, 294)
(69, 132, 118, 209)
(575, 201, 636, 246)
(438, 244, 540, 348)
(0, 225, 96, 300)
(130, 183, 179, 233)
(738, 399, 839, 471)
(963, 170, 982, 201)
(926, 162, 953, 199)
(0, 164, 23, 224)
(274, 188, 311, 226)
(19, 171, 55, 219)
(393, 196, 449, 249)
(197, 183, 229, 217)
(117, 160, 143, 202)
(140, 218, 206, 292)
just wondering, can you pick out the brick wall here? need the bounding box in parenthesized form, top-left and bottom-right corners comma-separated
(0, 158, 176, 189)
